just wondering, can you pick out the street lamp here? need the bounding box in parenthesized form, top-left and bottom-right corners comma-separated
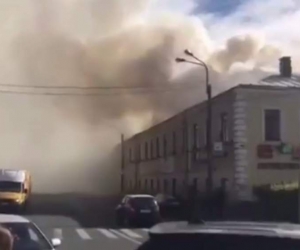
(175, 50, 213, 196)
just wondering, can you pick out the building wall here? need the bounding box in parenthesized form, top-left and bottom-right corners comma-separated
(243, 87, 300, 193)
(123, 84, 300, 201)
(123, 86, 238, 198)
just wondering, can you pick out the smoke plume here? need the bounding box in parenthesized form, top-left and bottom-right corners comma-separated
(0, 0, 287, 194)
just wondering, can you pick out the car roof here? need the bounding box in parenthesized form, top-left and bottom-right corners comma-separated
(149, 221, 300, 240)
(126, 194, 154, 199)
(0, 214, 30, 223)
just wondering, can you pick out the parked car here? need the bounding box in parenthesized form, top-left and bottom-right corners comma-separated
(115, 194, 161, 227)
(0, 214, 61, 250)
(155, 194, 182, 218)
(137, 220, 300, 250)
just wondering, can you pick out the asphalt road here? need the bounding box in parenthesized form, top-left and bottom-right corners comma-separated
(11, 193, 149, 250)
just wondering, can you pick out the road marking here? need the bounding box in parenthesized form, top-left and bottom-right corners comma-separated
(120, 229, 142, 238)
(76, 229, 92, 240)
(110, 229, 141, 245)
(98, 229, 118, 239)
(53, 228, 62, 239)
(142, 229, 149, 232)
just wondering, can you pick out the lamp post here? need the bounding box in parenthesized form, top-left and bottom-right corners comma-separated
(175, 50, 213, 196)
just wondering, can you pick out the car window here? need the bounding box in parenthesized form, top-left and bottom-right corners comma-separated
(1, 222, 52, 250)
(121, 196, 127, 203)
(130, 197, 156, 207)
(138, 234, 300, 250)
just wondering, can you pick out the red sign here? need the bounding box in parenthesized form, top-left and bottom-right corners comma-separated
(257, 144, 273, 159)
(293, 146, 300, 159)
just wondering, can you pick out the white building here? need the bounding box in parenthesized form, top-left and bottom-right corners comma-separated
(123, 57, 300, 201)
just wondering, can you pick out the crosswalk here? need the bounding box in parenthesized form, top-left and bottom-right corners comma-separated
(42, 227, 149, 241)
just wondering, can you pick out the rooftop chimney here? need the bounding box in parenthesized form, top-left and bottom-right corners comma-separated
(279, 56, 292, 77)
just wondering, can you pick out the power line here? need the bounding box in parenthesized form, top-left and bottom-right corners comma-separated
(0, 84, 201, 97)
(0, 82, 183, 90)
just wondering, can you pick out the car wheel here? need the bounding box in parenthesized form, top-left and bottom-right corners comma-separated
(123, 217, 131, 228)
(116, 214, 123, 227)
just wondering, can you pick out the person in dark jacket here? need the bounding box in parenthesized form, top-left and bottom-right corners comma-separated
(187, 183, 202, 223)
(214, 178, 228, 219)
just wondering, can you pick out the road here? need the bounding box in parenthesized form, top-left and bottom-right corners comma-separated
(19, 193, 149, 250)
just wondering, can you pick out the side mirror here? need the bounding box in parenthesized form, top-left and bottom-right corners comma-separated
(51, 238, 61, 248)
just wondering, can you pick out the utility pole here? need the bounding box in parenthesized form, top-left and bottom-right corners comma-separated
(175, 50, 213, 196)
(183, 113, 190, 197)
(205, 68, 213, 196)
(121, 134, 125, 194)
(134, 142, 140, 193)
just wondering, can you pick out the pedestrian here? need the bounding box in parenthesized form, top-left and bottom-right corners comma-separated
(0, 227, 13, 250)
(188, 183, 202, 223)
(215, 178, 228, 219)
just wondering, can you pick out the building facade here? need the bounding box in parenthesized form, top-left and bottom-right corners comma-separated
(123, 57, 300, 201)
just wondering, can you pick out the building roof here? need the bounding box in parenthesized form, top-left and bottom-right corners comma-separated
(125, 78, 300, 143)
(0, 214, 29, 223)
(149, 221, 300, 239)
(260, 74, 300, 87)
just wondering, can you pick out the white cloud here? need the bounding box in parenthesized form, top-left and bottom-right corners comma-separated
(201, 0, 300, 53)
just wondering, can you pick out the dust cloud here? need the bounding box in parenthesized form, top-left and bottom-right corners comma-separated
(0, 0, 283, 195)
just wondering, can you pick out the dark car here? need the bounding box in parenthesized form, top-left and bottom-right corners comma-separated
(155, 194, 182, 218)
(115, 194, 161, 227)
(137, 220, 300, 250)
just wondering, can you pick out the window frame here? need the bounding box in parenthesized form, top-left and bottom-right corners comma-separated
(262, 108, 282, 142)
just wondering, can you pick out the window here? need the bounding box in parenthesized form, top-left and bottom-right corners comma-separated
(128, 148, 132, 162)
(145, 179, 148, 190)
(163, 179, 168, 193)
(138, 180, 141, 190)
(172, 178, 177, 195)
(193, 178, 198, 189)
(145, 142, 149, 160)
(157, 179, 160, 192)
(150, 140, 154, 159)
(182, 125, 186, 153)
(137, 144, 141, 161)
(203, 125, 207, 146)
(264, 109, 281, 141)
(172, 131, 177, 154)
(163, 134, 167, 158)
(193, 124, 200, 161)
(2, 222, 51, 250)
(150, 179, 154, 191)
(220, 112, 229, 142)
(156, 137, 160, 157)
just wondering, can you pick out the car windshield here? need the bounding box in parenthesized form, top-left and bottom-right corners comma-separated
(1, 222, 52, 250)
(130, 197, 156, 207)
(0, 181, 22, 192)
(140, 234, 300, 250)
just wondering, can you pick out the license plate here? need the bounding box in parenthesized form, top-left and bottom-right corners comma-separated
(140, 209, 151, 213)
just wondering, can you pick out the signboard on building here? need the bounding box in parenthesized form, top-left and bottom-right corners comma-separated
(257, 144, 273, 158)
(213, 142, 226, 157)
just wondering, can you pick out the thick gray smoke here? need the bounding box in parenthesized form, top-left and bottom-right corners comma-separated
(0, 0, 284, 194)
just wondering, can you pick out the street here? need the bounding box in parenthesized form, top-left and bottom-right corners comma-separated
(17, 193, 148, 250)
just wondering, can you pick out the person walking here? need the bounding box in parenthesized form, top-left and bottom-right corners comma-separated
(214, 178, 228, 219)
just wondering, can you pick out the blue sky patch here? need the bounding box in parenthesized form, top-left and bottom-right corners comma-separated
(193, 0, 244, 16)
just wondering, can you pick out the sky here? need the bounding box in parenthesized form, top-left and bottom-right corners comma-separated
(194, 0, 243, 16)
(148, 0, 300, 72)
